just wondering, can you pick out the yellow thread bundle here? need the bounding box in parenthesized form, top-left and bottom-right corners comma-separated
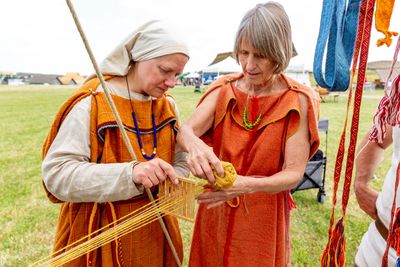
(211, 161, 237, 190)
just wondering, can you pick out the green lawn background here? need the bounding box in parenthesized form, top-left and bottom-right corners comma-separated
(0, 84, 388, 266)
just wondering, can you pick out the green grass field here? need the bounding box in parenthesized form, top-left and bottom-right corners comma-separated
(0, 84, 389, 266)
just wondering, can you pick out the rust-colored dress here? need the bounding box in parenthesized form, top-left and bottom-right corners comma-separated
(42, 77, 183, 267)
(188, 73, 320, 267)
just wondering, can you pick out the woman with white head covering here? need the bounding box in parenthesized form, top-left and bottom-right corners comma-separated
(41, 20, 189, 266)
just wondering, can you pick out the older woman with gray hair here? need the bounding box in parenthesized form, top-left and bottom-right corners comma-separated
(41, 20, 189, 266)
(177, 2, 320, 266)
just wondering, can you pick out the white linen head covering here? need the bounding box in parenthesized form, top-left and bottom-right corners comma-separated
(98, 20, 189, 77)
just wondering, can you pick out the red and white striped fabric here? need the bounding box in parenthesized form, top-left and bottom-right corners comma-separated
(370, 36, 400, 143)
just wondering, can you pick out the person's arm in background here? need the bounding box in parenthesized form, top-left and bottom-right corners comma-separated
(354, 125, 393, 220)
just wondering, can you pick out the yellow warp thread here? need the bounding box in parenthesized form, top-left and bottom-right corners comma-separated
(211, 161, 237, 190)
(32, 184, 205, 267)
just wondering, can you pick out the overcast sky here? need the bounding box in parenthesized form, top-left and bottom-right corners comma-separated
(2, 0, 400, 75)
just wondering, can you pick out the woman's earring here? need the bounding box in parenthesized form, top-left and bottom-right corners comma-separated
(274, 64, 280, 73)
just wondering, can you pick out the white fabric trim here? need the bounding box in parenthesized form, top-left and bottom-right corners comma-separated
(86, 20, 189, 81)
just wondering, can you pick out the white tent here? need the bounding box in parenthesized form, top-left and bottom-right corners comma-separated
(185, 72, 200, 78)
(285, 62, 312, 87)
(201, 56, 242, 74)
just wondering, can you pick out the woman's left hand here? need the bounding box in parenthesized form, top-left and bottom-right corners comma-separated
(197, 175, 254, 208)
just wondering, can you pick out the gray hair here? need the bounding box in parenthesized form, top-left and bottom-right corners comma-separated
(233, 2, 292, 73)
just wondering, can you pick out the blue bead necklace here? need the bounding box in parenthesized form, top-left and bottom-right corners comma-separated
(126, 77, 157, 160)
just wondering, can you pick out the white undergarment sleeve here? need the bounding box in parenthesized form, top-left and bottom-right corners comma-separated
(42, 83, 188, 202)
(42, 96, 142, 202)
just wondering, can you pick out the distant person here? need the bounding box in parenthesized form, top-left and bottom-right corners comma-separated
(194, 78, 201, 92)
(176, 2, 320, 266)
(41, 20, 189, 266)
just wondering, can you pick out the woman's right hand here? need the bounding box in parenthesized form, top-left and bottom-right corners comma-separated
(132, 158, 178, 188)
(187, 137, 224, 183)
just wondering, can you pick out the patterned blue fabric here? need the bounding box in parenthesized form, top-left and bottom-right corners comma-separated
(313, 0, 362, 91)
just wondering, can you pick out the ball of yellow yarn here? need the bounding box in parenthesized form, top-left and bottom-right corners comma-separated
(211, 161, 237, 190)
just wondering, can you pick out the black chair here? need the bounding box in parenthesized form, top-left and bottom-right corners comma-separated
(291, 119, 328, 203)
